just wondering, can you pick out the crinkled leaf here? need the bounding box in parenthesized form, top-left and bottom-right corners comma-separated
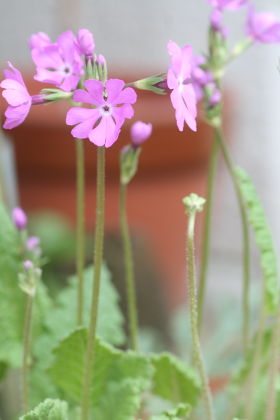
(19, 398, 68, 419)
(48, 328, 154, 419)
(44, 265, 125, 349)
(31, 265, 125, 405)
(235, 167, 279, 313)
(151, 353, 200, 406)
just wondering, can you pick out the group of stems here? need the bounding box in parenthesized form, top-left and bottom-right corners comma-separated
(198, 125, 250, 353)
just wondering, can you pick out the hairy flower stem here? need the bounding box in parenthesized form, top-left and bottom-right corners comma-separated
(265, 295, 280, 420)
(120, 182, 139, 351)
(215, 126, 250, 353)
(244, 289, 266, 420)
(21, 293, 34, 414)
(198, 136, 219, 332)
(80, 146, 105, 420)
(186, 210, 216, 420)
(76, 139, 85, 326)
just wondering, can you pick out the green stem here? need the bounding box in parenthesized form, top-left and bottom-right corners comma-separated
(120, 182, 139, 351)
(265, 295, 280, 420)
(244, 287, 266, 420)
(21, 293, 34, 414)
(215, 126, 250, 353)
(76, 139, 85, 326)
(80, 146, 105, 420)
(198, 136, 219, 331)
(186, 210, 216, 420)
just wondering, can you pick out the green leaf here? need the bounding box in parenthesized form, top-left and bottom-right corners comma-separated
(19, 398, 68, 419)
(148, 403, 191, 419)
(151, 353, 201, 406)
(235, 167, 279, 313)
(30, 264, 125, 406)
(48, 328, 154, 419)
(45, 265, 125, 348)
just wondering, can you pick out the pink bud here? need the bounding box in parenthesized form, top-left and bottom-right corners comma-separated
(130, 121, 152, 147)
(77, 29, 95, 56)
(12, 207, 27, 230)
(23, 260, 33, 270)
(26, 236, 41, 251)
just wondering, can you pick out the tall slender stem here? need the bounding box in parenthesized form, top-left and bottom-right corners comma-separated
(198, 136, 219, 331)
(119, 182, 139, 351)
(186, 210, 216, 420)
(80, 146, 105, 420)
(76, 139, 85, 326)
(265, 295, 280, 420)
(244, 287, 266, 420)
(21, 293, 34, 414)
(215, 126, 250, 353)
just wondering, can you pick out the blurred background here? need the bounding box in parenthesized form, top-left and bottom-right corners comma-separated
(1, 0, 280, 348)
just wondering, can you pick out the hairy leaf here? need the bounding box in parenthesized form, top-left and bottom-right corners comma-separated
(31, 264, 125, 405)
(19, 398, 68, 419)
(235, 167, 279, 313)
(48, 328, 154, 419)
(151, 353, 201, 406)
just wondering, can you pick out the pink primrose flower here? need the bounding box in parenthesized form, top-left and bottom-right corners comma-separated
(31, 30, 84, 91)
(208, 0, 247, 11)
(167, 40, 197, 132)
(66, 79, 137, 148)
(1, 62, 32, 129)
(130, 121, 152, 146)
(246, 6, 280, 43)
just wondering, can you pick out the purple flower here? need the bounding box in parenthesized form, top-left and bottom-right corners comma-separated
(246, 6, 280, 44)
(130, 121, 152, 146)
(12, 207, 27, 230)
(77, 29, 95, 57)
(66, 79, 137, 148)
(31, 30, 84, 92)
(208, 0, 247, 10)
(1, 62, 32, 129)
(29, 32, 51, 50)
(167, 40, 197, 132)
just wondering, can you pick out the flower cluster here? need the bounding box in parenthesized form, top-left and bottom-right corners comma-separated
(1, 4, 280, 143)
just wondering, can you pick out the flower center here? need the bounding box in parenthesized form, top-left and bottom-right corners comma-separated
(100, 103, 112, 116)
(60, 63, 72, 77)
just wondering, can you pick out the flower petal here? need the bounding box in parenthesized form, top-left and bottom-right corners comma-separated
(66, 107, 99, 125)
(106, 79, 125, 103)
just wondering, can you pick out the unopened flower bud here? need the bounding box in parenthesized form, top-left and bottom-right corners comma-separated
(130, 121, 152, 147)
(77, 29, 95, 56)
(182, 193, 206, 214)
(12, 207, 27, 230)
(23, 260, 34, 270)
(120, 145, 141, 185)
